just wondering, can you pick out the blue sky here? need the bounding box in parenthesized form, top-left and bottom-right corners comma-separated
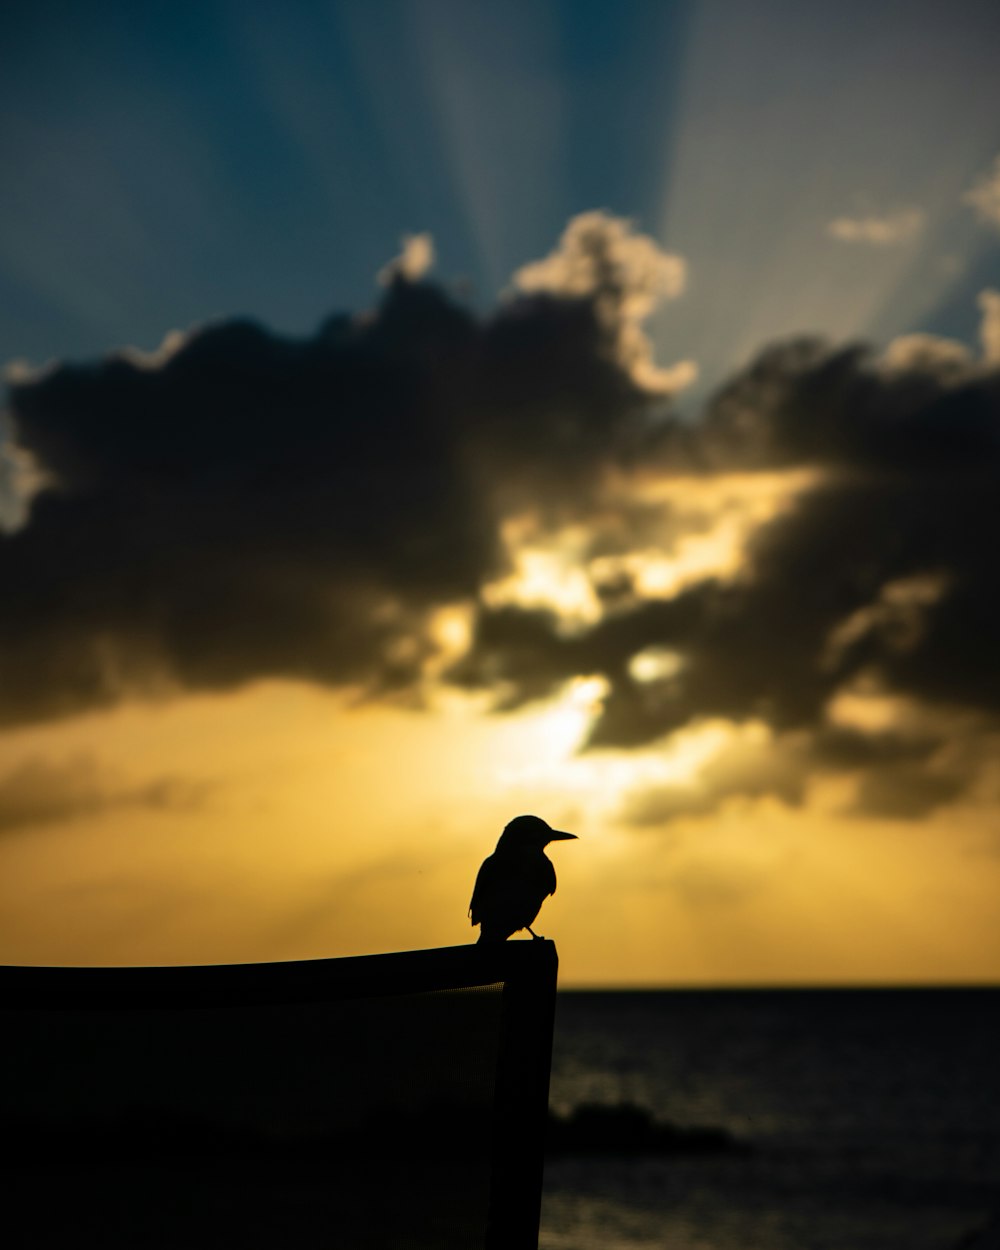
(0, 0, 681, 363)
(2, 0, 998, 397)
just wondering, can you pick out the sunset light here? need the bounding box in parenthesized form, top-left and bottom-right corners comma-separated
(0, 0, 998, 1003)
(5, 6, 1000, 1246)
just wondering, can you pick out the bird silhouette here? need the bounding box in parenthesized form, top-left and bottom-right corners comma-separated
(469, 814, 577, 943)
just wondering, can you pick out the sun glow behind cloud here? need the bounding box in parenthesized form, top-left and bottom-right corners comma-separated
(0, 676, 743, 966)
(487, 676, 746, 811)
(9, 671, 990, 984)
(481, 468, 820, 626)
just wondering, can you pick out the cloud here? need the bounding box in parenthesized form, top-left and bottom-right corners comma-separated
(5, 210, 1000, 827)
(0, 213, 683, 726)
(849, 760, 965, 820)
(979, 289, 1000, 364)
(0, 413, 46, 532)
(964, 155, 1000, 230)
(620, 725, 810, 825)
(377, 232, 435, 285)
(826, 208, 924, 245)
(0, 755, 209, 834)
(619, 718, 966, 828)
(453, 303, 1000, 818)
(512, 211, 694, 394)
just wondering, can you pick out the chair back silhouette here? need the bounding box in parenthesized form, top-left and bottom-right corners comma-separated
(0, 941, 558, 1249)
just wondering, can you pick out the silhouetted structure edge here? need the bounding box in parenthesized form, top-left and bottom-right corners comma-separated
(0, 941, 559, 1250)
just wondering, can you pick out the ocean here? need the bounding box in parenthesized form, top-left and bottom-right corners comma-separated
(4, 975, 997, 1247)
(540, 988, 1000, 1250)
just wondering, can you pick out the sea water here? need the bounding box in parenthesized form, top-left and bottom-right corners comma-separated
(540, 988, 1000, 1250)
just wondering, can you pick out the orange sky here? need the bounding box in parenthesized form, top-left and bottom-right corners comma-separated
(2, 672, 997, 985)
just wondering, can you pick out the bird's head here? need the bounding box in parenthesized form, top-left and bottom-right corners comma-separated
(497, 814, 578, 851)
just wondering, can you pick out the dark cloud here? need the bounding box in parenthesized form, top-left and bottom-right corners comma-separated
(849, 761, 967, 821)
(5, 215, 1000, 827)
(454, 324, 1000, 819)
(621, 730, 811, 827)
(1, 244, 668, 726)
(699, 333, 1000, 473)
(0, 756, 209, 834)
(620, 724, 958, 827)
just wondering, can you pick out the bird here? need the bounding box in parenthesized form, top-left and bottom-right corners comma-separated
(469, 814, 577, 943)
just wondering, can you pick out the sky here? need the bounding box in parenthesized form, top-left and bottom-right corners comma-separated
(2, 0, 1000, 985)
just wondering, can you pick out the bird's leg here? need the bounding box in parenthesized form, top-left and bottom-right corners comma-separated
(527, 926, 544, 941)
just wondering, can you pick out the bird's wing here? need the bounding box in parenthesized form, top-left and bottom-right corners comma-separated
(470, 850, 558, 928)
(469, 854, 499, 923)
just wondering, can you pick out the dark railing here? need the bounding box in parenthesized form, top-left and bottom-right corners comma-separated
(0, 941, 558, 1250)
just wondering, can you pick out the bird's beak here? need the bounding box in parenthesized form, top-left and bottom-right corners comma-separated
(548, 830, 578, 841)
